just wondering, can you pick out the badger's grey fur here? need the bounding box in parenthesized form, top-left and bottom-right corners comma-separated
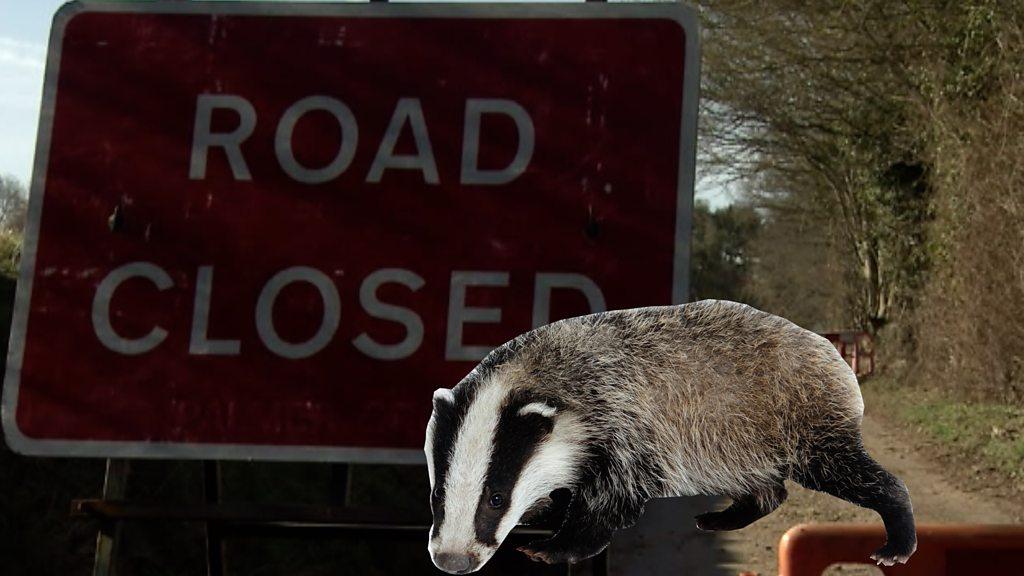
(425, 300, 916, 573)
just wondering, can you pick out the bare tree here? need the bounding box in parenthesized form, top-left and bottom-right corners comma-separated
(0, 174, 28, 235)
(698, 0, 936, 332)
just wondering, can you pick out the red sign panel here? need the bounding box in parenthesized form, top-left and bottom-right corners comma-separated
(3, 2, 699, 461)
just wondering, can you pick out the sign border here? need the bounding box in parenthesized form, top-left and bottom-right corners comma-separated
(2, 0, 700, 463)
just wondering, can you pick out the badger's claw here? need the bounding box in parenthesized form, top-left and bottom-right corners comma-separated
(516, 545, 558, 564)
(516, 541, 580, 565)
(870, 541, 916, 566)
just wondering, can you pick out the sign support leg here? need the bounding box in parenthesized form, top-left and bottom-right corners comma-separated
(204, 461, 226, 576)
(92, 459, 130, 576)
(329, 463, 352, 506)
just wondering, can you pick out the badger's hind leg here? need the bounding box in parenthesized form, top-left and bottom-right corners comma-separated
(695, 480, 787, 531)
(794, 431, 917, 566)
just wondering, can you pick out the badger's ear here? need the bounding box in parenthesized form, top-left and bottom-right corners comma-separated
(432, 388, 455, 410)
(517, 401, 557, 418)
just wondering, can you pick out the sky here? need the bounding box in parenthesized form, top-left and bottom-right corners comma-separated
(0, 1, 64, 186)
(0, 0, 733, 208)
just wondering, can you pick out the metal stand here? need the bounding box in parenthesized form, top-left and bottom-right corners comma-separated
(80, 460, 608, 576)
(92, 459, 129, 576)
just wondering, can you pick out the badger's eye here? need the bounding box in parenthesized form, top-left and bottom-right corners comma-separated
(488, 493, 505, 509)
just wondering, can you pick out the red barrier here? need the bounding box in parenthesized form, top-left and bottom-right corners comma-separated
(820, 331, 875, 377)
(779, 523, 1024, 575)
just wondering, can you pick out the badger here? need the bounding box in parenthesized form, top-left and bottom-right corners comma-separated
(424, 300, 916, 574)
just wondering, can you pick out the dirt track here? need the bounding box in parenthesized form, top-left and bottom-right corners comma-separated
(716, 411, 1024, 575)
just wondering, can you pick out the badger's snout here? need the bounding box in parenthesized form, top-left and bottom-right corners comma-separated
(432, 551, 480, 574)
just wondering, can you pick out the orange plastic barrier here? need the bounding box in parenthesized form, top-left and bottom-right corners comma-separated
(779, 523, 1024, 575)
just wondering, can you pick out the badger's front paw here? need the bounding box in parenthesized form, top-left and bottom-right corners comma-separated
(516, 543, 559, 564)
(517, 528, 612, 565)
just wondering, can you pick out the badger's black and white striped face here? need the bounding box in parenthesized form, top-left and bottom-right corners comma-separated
(424, 377, 582, 574)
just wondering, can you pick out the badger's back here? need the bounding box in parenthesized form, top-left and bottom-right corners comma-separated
(516, 300, 864, 498)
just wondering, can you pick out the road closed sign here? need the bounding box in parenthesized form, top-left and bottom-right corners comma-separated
(3, 1, 699, 461)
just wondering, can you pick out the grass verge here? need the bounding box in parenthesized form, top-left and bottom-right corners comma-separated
(862, 376, 1024, 490)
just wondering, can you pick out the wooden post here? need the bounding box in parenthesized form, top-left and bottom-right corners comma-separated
(92, 459, 130, 576)
(851, 338, 859, 375)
